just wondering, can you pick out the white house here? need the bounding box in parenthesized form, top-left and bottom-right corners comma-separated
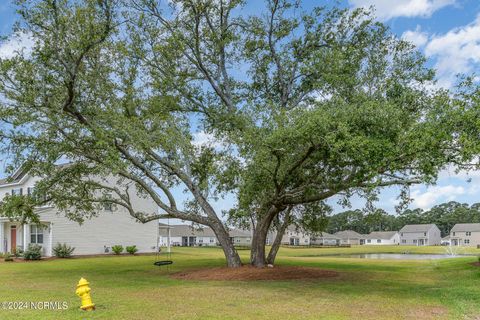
(281, 226, 310, 246)
(158, 224, 218, 247)
(158, 224, 251, 247)
(449, 223, 480, 246)
(364, 231, 400, 245)
(0, 166, 159, 256)
(399, 224, 441, 246)
(334, 230, 365, 245)
(310, 232, 340, 246)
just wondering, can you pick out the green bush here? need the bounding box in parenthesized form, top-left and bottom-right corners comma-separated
(111, 245, 124, 255)
(4, 253, 13, 262)
(53, 243, 75, 258)
(12, 247, 23, 257)
(126, 245, 138, 255)
(23, 244, 42, 260)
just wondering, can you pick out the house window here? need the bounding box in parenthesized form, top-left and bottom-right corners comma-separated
(453, 232, 455, 236)
(413, 239, 417, 243)
(198, 239, 203, 243)
(464, 239, 470, 244)
(401, 233, 403, 236)
(30, 225, 44, 244)
(236, 238, 240, 243)
(377, 239, 381, 243)
(466, 232, 472, 236)
(424, 232, 426, 236)
(367, 239, 371, 243)
(11, 188, 22, 196)
(210, 238, 214, 243)
(402, 239, 406, 243)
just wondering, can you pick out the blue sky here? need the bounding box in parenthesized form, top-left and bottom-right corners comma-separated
(1, 0, 480, 217)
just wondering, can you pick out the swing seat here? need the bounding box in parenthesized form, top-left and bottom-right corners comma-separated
(154, 260, 173, 266)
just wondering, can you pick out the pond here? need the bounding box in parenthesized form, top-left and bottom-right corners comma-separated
(323, 253, 470, 260)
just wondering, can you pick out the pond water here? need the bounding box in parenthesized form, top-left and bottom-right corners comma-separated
(324, 253, 470, 260)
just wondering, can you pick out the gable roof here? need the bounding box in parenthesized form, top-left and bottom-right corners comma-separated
(159, 225, 217, 237)
(314, 232, 340, 239)
(334, 230, 364, 239)
(158, 225, 251, 238)
(451, 223, 480, 232)
(399, 224, 437, 233)
(228, 228, 251, 237)
(0, 162, 74, 187)
(366, 231, 398, 240)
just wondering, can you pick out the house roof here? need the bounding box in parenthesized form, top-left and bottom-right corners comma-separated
(229, 228, 251, 238)
(334, 230, 364, 239)
(451, 223, 480, 232)
(159, 225, 217, 237)
(159, 225, 251, 238)
(316, 232, 340, 239)
(366, 231, 398, 240)
(399, 224, 437, 233)
(0, 162, 74, 186)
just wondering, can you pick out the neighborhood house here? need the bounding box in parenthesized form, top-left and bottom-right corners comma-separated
(449, 223, 480, 246)
(334, 230, 365, 245)
(365, 231, 400, 245)
(158, 225, 251, 247)
(310, 232, 341, 246)
(0, 166, 159, 256)
(281, 226, 310, 246)
(399, 224, 441, 246)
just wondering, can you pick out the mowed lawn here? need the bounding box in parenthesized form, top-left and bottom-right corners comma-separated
(0, 246, 479, 319)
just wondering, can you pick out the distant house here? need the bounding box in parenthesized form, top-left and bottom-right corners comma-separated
(399, 224, 441, 246)
(450, 223, 480, 246)
(281, 226, 310, 246)
(364, 231, 400, 245)
(158, 225, 252, 247)
(229, 228, 251, 246)
(310, 232, 340, 246)
(334, 230, 365, 245)
(158, 225, 218, 247)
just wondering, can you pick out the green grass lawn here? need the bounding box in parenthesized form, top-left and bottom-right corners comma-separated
(0, 245, 479, 319)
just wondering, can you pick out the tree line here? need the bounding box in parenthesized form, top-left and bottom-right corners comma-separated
(326, 201, 480, 237)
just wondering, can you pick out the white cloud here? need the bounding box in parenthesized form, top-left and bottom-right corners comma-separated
(0, 32, 34, 59)
(402, 25, 429, 47)
(424, 14, 480, 88)
(411, 185, 465, 209)
(349, 0, 455, 21)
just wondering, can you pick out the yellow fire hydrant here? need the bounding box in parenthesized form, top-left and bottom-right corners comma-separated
(75, 278, 95, 311)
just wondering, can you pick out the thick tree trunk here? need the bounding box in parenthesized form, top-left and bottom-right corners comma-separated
(250, 205, 282, 267)
(211, 221, 242, 267)
(266, 207, 292, 265)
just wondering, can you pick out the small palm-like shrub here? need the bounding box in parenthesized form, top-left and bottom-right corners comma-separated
(112, 245, 124, 255)
(126, 245, 138, 255)
(53, 243, 75, 258)
(23, 244, 42, 260)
